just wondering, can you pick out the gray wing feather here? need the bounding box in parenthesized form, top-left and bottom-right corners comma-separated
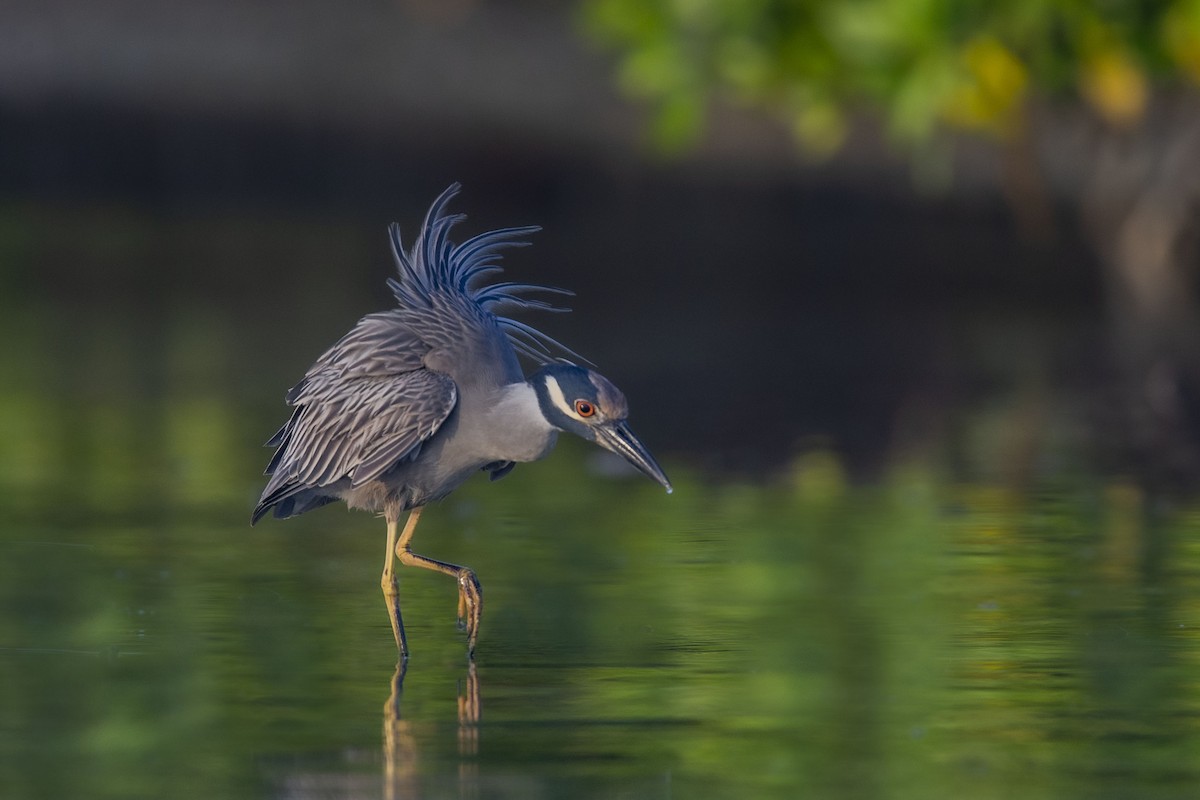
(287, 311, 425, 403)
(266, 370, 456, 495)
(254, 309, 458, 522)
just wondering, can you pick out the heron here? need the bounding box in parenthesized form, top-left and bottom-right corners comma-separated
(251, 184, 671, 659)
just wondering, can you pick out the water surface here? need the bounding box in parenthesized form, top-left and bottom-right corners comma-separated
(5, 439, 1199, 799)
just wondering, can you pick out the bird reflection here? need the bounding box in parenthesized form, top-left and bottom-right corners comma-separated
(383, 660, 480, 800)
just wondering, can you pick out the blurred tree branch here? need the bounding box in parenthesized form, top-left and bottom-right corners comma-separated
(584, 0, 1200, 478)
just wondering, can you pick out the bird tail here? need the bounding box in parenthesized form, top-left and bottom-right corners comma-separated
(251, 488, 337, 525)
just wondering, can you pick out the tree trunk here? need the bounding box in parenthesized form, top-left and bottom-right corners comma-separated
(1078, 97, 1200, 480)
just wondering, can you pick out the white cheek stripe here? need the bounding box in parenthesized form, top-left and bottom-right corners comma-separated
(545, 375, 585, 422)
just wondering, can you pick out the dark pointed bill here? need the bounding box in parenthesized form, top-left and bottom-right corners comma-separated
(595, 421, 673, 493)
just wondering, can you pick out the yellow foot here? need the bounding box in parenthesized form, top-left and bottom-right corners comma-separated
(456, 570, 483, 658)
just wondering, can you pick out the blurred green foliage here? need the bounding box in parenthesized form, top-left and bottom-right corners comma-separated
(583, 0, 1200, 152)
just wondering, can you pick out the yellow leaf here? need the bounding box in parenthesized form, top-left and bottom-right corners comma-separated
(963, 36, 1027, 106)
(789, 101, 847, 156)
(941, 36, 1027, 136)
(1080, 48, 1147, 126)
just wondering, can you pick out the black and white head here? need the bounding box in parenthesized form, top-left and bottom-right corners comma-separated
(531, 363, 672, 492)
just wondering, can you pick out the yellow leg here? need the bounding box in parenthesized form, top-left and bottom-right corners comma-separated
(381, 515, 408, 658)
(393, 506, 484, 658)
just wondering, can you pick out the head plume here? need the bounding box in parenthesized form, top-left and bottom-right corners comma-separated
(385, 184, 587, 364)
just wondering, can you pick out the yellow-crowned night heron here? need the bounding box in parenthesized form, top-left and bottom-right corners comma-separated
(252, 184, 671, 659)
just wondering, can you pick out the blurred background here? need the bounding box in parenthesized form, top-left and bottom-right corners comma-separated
(9, 0, 1200, 483)
(4, 2, 1200, 799)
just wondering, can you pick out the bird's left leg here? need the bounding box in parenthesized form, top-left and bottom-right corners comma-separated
(381, 514, 408, 658)
(394, 506, 484, 658)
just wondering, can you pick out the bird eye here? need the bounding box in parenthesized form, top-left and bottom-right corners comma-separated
(574, 400, 596, 418)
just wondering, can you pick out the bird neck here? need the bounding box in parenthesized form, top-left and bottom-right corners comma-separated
(482, 381, 559, 462)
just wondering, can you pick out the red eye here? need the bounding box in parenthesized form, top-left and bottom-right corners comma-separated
(574, 400, 595, 418)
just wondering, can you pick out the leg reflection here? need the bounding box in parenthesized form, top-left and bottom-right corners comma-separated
(458, 661, 480, 756)
(383, 661, 417, 800)
(382, 661, 482, 800)
(457, 661, 481, 797)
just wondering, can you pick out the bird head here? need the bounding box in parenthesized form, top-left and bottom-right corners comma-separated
(531, 363, 672, 492)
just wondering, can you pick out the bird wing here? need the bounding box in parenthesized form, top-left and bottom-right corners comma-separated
(289, 368, 456, 486)
(255, 311, 459, 518)
(255, 369, 456, 517)
(284, 310, 427, 403)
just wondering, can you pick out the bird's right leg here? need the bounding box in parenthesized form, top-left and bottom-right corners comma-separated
(393, 506, 484, 658)
(381, 514, 408, 658)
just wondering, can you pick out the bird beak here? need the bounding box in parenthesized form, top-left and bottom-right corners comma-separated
(595, 420, 673, 493)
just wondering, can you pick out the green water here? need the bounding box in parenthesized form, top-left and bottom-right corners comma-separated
(4, 435, 1199, 798)
(3, 210, 1200, 799)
